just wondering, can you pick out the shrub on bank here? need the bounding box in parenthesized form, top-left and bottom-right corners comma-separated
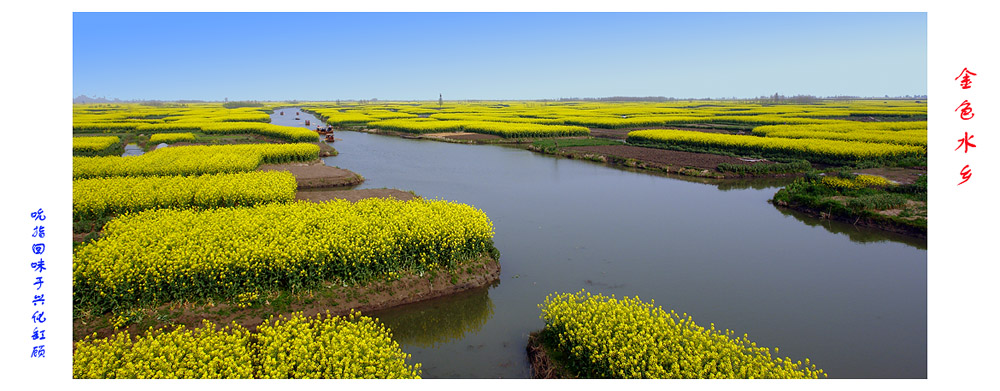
(716, 160, 812, 176)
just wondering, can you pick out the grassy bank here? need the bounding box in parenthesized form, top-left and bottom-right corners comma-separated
(771, 172, 926, 237)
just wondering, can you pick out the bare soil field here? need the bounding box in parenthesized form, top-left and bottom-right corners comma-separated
(257, 160, 363, 189)
(564, 144, 761, 171)
(854, 167, 926, 185)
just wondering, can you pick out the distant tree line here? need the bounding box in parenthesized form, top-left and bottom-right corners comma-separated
(222, 100, 265, 109)
(555, 96, 677, 102)
(548, 94, 927, 104)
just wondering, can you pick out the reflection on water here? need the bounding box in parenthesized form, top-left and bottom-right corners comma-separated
(775, 206, 926, 250)
(373, 282, 497, 349)
(714, 176, 799, 191)
(122, 143, 143, 157)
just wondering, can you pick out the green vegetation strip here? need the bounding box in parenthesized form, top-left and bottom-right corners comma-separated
(773, 173, 926, 233)
(716, 160, 812, 176)
(530, 138, 622, 152)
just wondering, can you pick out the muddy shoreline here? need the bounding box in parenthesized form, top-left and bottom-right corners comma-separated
(771, 200, 926, 239)
(526, 330, 573, 379)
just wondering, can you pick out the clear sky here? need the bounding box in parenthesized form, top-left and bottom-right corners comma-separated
(73, 12, 927, 101)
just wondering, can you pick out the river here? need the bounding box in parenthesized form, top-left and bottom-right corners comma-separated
(272, 109, 926, 379)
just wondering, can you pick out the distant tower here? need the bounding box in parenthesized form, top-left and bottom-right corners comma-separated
(439, 93, 443, 107)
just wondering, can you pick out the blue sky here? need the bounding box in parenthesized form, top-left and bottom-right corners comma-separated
(73, 12, 927, 101)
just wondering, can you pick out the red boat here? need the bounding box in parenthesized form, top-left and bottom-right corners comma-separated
(325, 135, 335, 142)
(280, 111, 284, 115)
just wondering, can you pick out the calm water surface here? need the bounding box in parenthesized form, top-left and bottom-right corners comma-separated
(274, 109, 927, 379)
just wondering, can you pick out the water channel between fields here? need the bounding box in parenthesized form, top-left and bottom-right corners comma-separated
(272, 109, 927, 379)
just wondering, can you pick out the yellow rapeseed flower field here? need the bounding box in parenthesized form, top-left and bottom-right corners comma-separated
(149, 132, 196, 144)
(73, 171, 297, 219)
(626, 129, 924, 165)
(73, 143, 319, 179)
(73, 198, 495, 313)
(539, 290, 826, 378)
(73, 312, 420, 379)
(821, 174, 892, 189)
(73, 136, 121, 153)
(255, 311, 421, 379)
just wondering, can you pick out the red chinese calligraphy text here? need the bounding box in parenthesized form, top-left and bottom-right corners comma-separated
(955, 100, 975, 120)
(958, 165, 972, 186)
(955, 132, 977, 153)
(955, 68, 977, 89)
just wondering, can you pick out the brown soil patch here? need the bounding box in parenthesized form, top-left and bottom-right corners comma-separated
(295, 188, 418, 203)
(876, 200, 927, 220)
(74, 255, 500, 342)
(854, 167, 926, 185)
(258, 160, 363, 189)
(564, 144, 760, 171)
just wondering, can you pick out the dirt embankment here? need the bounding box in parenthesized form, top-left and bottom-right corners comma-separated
(74, 255, 501, 342)
(257, 160, 364, 189)
(314, 141, 337, 157)
(546, 144, 779, 179)
(526, 331, 574, 379)
(565, 145, 758, 170)
(771, 201, 927, 239)
(853, 167, 926, 185)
